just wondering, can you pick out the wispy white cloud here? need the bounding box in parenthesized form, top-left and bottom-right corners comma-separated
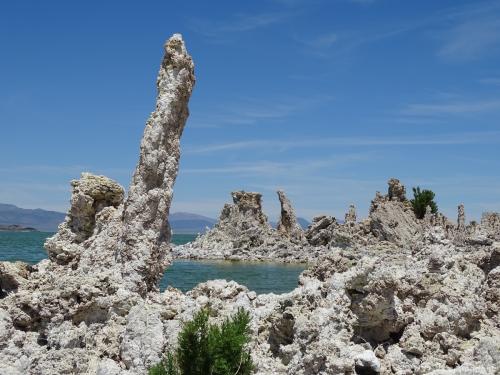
(435, 1, 500, 62)
(0, 165, 89, 175)
(189, 12, 291, 40)
(0, 165, 131, 179)
(186, 131, 500, 154)
(297, 1, 500, 61)
(183, 153, 370, 176)
(184, 162, 288, 176)
(479, 77, 500, 85)
(401, 98, 500, 116)
(388, 116, 448, 126)
(302, 33, 338, 49)
(190, 95, 333, 128)
(296, 18, 426, 58)
(437, 15, 500, 62)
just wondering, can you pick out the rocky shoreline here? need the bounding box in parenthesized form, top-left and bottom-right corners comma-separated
(0, 35, 499, 375)
(174, 178, 500, 264)
(173, 190, 326, 263)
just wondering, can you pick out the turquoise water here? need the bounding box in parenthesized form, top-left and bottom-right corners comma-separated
(0, 232, 197, 263)
(0, 232, 304, 294)
(160, 260, 304, 294)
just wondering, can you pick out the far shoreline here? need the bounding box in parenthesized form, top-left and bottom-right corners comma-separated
(0, 225, 39, 232)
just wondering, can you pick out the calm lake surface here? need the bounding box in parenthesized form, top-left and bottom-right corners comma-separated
(0, 232, 305, 294)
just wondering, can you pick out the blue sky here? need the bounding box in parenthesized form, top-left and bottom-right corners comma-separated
(1, 0, 499, 222)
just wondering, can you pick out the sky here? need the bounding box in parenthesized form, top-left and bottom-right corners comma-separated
(1, 0, 499, 222)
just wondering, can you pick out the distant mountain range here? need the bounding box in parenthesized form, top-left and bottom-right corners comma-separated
(0, 204, 66, 232)
(169, 212, 217, 234)
(0, 204, 311, 234)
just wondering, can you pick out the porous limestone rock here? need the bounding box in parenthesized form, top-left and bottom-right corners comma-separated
(304, 180, 426, 250)
(369, 179, 421, 245)
(276, 190, 305, 242)
(172, 179, 497, 373)
(231, 191, 270, 227)
(178, 179, 433, 262)
(0, 261, 32, 296)
(250, 239, 499, 374)
(344, 204, 357, 225)
(466, 212, 500, 246)
(457, 204, 466, 231)
(174, 190, 321, 262)
(190, 190, 274, 251)
(118, 33, 195, 292)
(0, 33, 195, 374)
(305, 215, 338, 246)
(45, 173, 124, 264)
(454, 203, 466, 245)
(304, 213, 367, 248)
(388, 177, 406, 201)
(480, 212, 500, 240)
(68, 173, 124, 240)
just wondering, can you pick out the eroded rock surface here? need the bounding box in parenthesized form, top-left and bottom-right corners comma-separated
(480, 212, 500, 241)
(174, 190, 321, 262)
(368, 179, 421, 245)
(146, 237, 500, 375)
(0, 33, 195, 374)
(45, 173, 124, 264)
(177, 178, 500, 267)
(277, 190, 305, 242)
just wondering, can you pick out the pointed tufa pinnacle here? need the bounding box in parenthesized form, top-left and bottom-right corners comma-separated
(457, 204, 466, 231)
(388, 178, 406, 202)
(118, 34, 196, 292)
(230, 191, 269, 226)
(345, 204, 357, 224)
(277, 190, 304, 241)
(453, 203, 467, 245)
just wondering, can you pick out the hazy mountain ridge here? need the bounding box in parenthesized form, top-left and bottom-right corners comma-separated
(169, 212, 217, 234)
(0, 204, 65, 232)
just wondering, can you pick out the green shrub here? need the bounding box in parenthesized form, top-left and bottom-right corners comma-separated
(149, 308, 253, 375)
(410, 186, 438, 219)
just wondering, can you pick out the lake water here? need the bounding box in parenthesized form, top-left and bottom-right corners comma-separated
(0, 232, 305, 294)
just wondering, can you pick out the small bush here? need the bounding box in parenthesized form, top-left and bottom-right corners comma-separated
(149, 308, 253, 375)
(410, 186, 438, 219)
